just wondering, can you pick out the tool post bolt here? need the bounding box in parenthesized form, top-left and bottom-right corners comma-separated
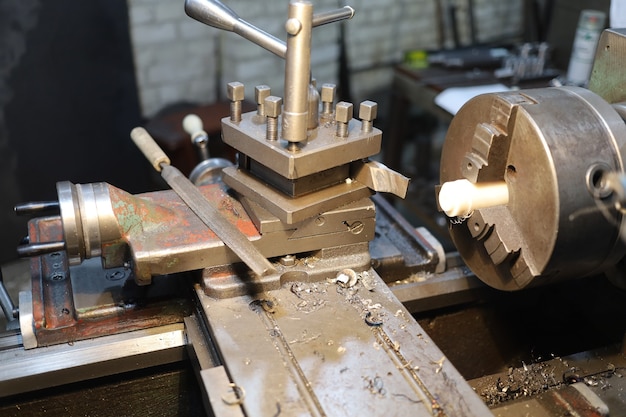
(359, 101, 378, 133)
(265, 96, 283, 141)
(321, 84, 336, 119)
(227, 82, 245, 123)
(255, 85, 271, 117)
(335, 101, 353, 138)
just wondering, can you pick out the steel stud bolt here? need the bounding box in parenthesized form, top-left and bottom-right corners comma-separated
(255, 85, 271, 116)
(359, 100, 378, 133)
(265, 96, 283, 141)
(227, 82, 245, 122)
(321, 83, 336, 117)
(335, 101, 353, 138)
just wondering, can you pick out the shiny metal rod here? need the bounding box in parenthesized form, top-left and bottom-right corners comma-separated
(282, 0, 313, 144)
(14, 201, 60, 216)
(0, 268, 17, 320)
(17, 241, 66, 258)
(312, 6, 354, 27)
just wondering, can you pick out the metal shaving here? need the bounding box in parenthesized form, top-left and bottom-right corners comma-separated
(478, 361, 560, 406)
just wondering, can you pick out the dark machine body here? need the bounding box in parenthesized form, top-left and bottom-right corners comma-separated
(2, 2, 626, 416)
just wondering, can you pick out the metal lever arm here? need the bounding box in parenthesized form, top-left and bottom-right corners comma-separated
(184, 0, 354, 59)
(185, 0, 287, 58)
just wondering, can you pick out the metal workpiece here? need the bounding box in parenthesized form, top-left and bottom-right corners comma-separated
(282, 1, 313, 144)
(439, 87, 626, 290)
(335, 101, 353, 138)
(227, 81, 245, 123)
(195, 268, 491, 416)
(264, 95, 282, 141)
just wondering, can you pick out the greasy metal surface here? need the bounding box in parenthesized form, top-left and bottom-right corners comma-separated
(388, 254, 484, 314)
(370, 194, 440, 281)
(130, 125, 275, 278)
(51, 181, 377, 285)
(471, 344, 626, 416)
(25, 213, 190, 347)
(201, 242, 372, 299)
(440, 87, 626, 290)
(195, 268, 491, 416)
(160, 164, 276, 277)
(200, 366, 246, 417)
(223, 166, 374, 224)
(241, 196, 374, 236)
(221, 113, 382, 180)
(0, 323, 186, 398)
(27, 217, 76, 338)
(69, 258, 185, 319)
(589, 29, 626, 104)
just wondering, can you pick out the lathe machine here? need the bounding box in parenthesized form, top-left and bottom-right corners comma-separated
(2, 1, 626, 416)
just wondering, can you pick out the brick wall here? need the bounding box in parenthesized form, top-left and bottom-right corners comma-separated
(128, 0, 523, 118)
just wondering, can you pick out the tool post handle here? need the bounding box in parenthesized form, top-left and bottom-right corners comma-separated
(130, 127, 171, 172)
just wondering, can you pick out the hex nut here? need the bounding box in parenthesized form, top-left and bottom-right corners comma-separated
(359, 100, 378, 121)
(265, 96, 283, 118)
(227, 82, 245, 101)
(335, 102, 353, 123)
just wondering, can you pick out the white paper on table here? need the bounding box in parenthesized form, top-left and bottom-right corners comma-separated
(434, 84, 511, 115)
